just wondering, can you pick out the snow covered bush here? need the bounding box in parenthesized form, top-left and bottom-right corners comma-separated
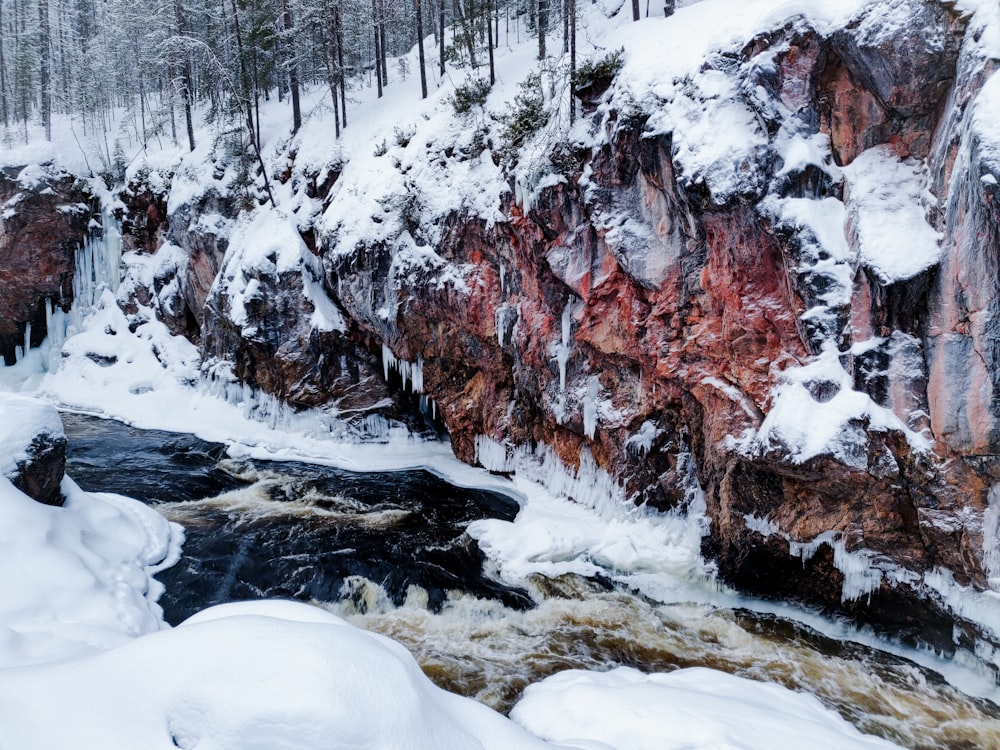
(450, 77, 493, 115)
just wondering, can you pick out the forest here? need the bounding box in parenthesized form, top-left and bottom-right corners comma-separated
(0, 0, 661, 176)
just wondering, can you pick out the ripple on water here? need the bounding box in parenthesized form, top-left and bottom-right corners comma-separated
(325, 574, 1000, 750)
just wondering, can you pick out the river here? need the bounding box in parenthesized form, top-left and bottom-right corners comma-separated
(63, 413, 1000, 749)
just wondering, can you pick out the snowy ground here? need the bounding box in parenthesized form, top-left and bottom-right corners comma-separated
(3, 0, 1000, 746)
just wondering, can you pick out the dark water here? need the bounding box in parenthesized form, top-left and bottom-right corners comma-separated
(62, 412, 240, 503)
(62, 413, 530, 624)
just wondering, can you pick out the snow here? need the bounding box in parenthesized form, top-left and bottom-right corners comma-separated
(510, 667, 902, 750)
(775, 132, 840, 180)
(762, 194, 854, 308)
(468, 441, 716, 606)
(0, 402, 180, 669)
(955, 0, 1000, 59)
(597, 0, 868, 205)
(0, 394, 65, 480)
(972, 70, 1000, 179)
(0, 600, 550, 750)
(744, 346, 931, 467)
(843, 146, 942, 283)
(213, 206, 346, 334)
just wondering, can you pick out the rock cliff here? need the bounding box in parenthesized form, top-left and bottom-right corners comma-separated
(0, 165, 93, 364)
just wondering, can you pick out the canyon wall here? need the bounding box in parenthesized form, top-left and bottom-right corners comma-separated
(0, 165, 93, 364)
(7, 0, 1000, 656)
(152, 0, 1000, 652)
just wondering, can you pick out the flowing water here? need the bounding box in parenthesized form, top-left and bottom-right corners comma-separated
(63, 413, 1000, 749)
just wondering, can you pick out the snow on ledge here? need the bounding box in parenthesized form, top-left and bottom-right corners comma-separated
(737, 346, 931, 468)
(843, 146, 942, 284)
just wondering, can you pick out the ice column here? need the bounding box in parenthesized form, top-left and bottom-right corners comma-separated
(556, 300, 573, 393)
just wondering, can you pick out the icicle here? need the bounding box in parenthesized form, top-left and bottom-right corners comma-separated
(22, 323, 31, 360)
(557, 300, 573, 393)
(382, 344, 397, 382)
(69, 208, 123, 332)
(411, 357, 423, 394)
(499, 260, 506, 294)
(583, 377, 600, 439)
(789, 531, 884, 603)
(984, 485, 1000, 591)
(381, 344, 424, 394)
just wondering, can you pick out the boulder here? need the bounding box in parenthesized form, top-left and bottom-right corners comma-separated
(0, 395, 67, 506)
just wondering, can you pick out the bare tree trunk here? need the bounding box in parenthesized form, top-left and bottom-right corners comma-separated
(39, 0, 51, 140)
(487, 0, 495, 85)
(282, 0, 301, 133)
(561, 0, 567, 54)
(415, 0, 427, 98)
(438, 0, 445, 76)
(379, 0, 388, 85)
(631, 0, 639, 21)
(1, 0, 8, 126)
(174, 0, 195, 152)
(569, 0, 575, 124)
(373, 0, 383, 97)
(327, 39, 340, 138)
(330, 72, 340, 138)
(167, 63, 177, 144)
(336, 3, 347, 128)
(537, 0, 547, 60)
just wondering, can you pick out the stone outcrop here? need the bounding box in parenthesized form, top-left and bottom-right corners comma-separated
(0, 394, 67, 506)
(0, 165, 93, 364)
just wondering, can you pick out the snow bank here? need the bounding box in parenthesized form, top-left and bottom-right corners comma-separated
(510, 666, 902, 750)
(0, 600, 549, 750)
(0, 467, 180, 668)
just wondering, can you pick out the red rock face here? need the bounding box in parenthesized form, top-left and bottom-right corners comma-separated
(0, 167, 93, 364)
(311, 2, 998, 649)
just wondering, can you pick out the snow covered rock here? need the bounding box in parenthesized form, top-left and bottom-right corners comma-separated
(0, 394, 67, 506)
(0, 453, 181, 668)
(0, 164, 93, 364)
(510, 666, 901, 750)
